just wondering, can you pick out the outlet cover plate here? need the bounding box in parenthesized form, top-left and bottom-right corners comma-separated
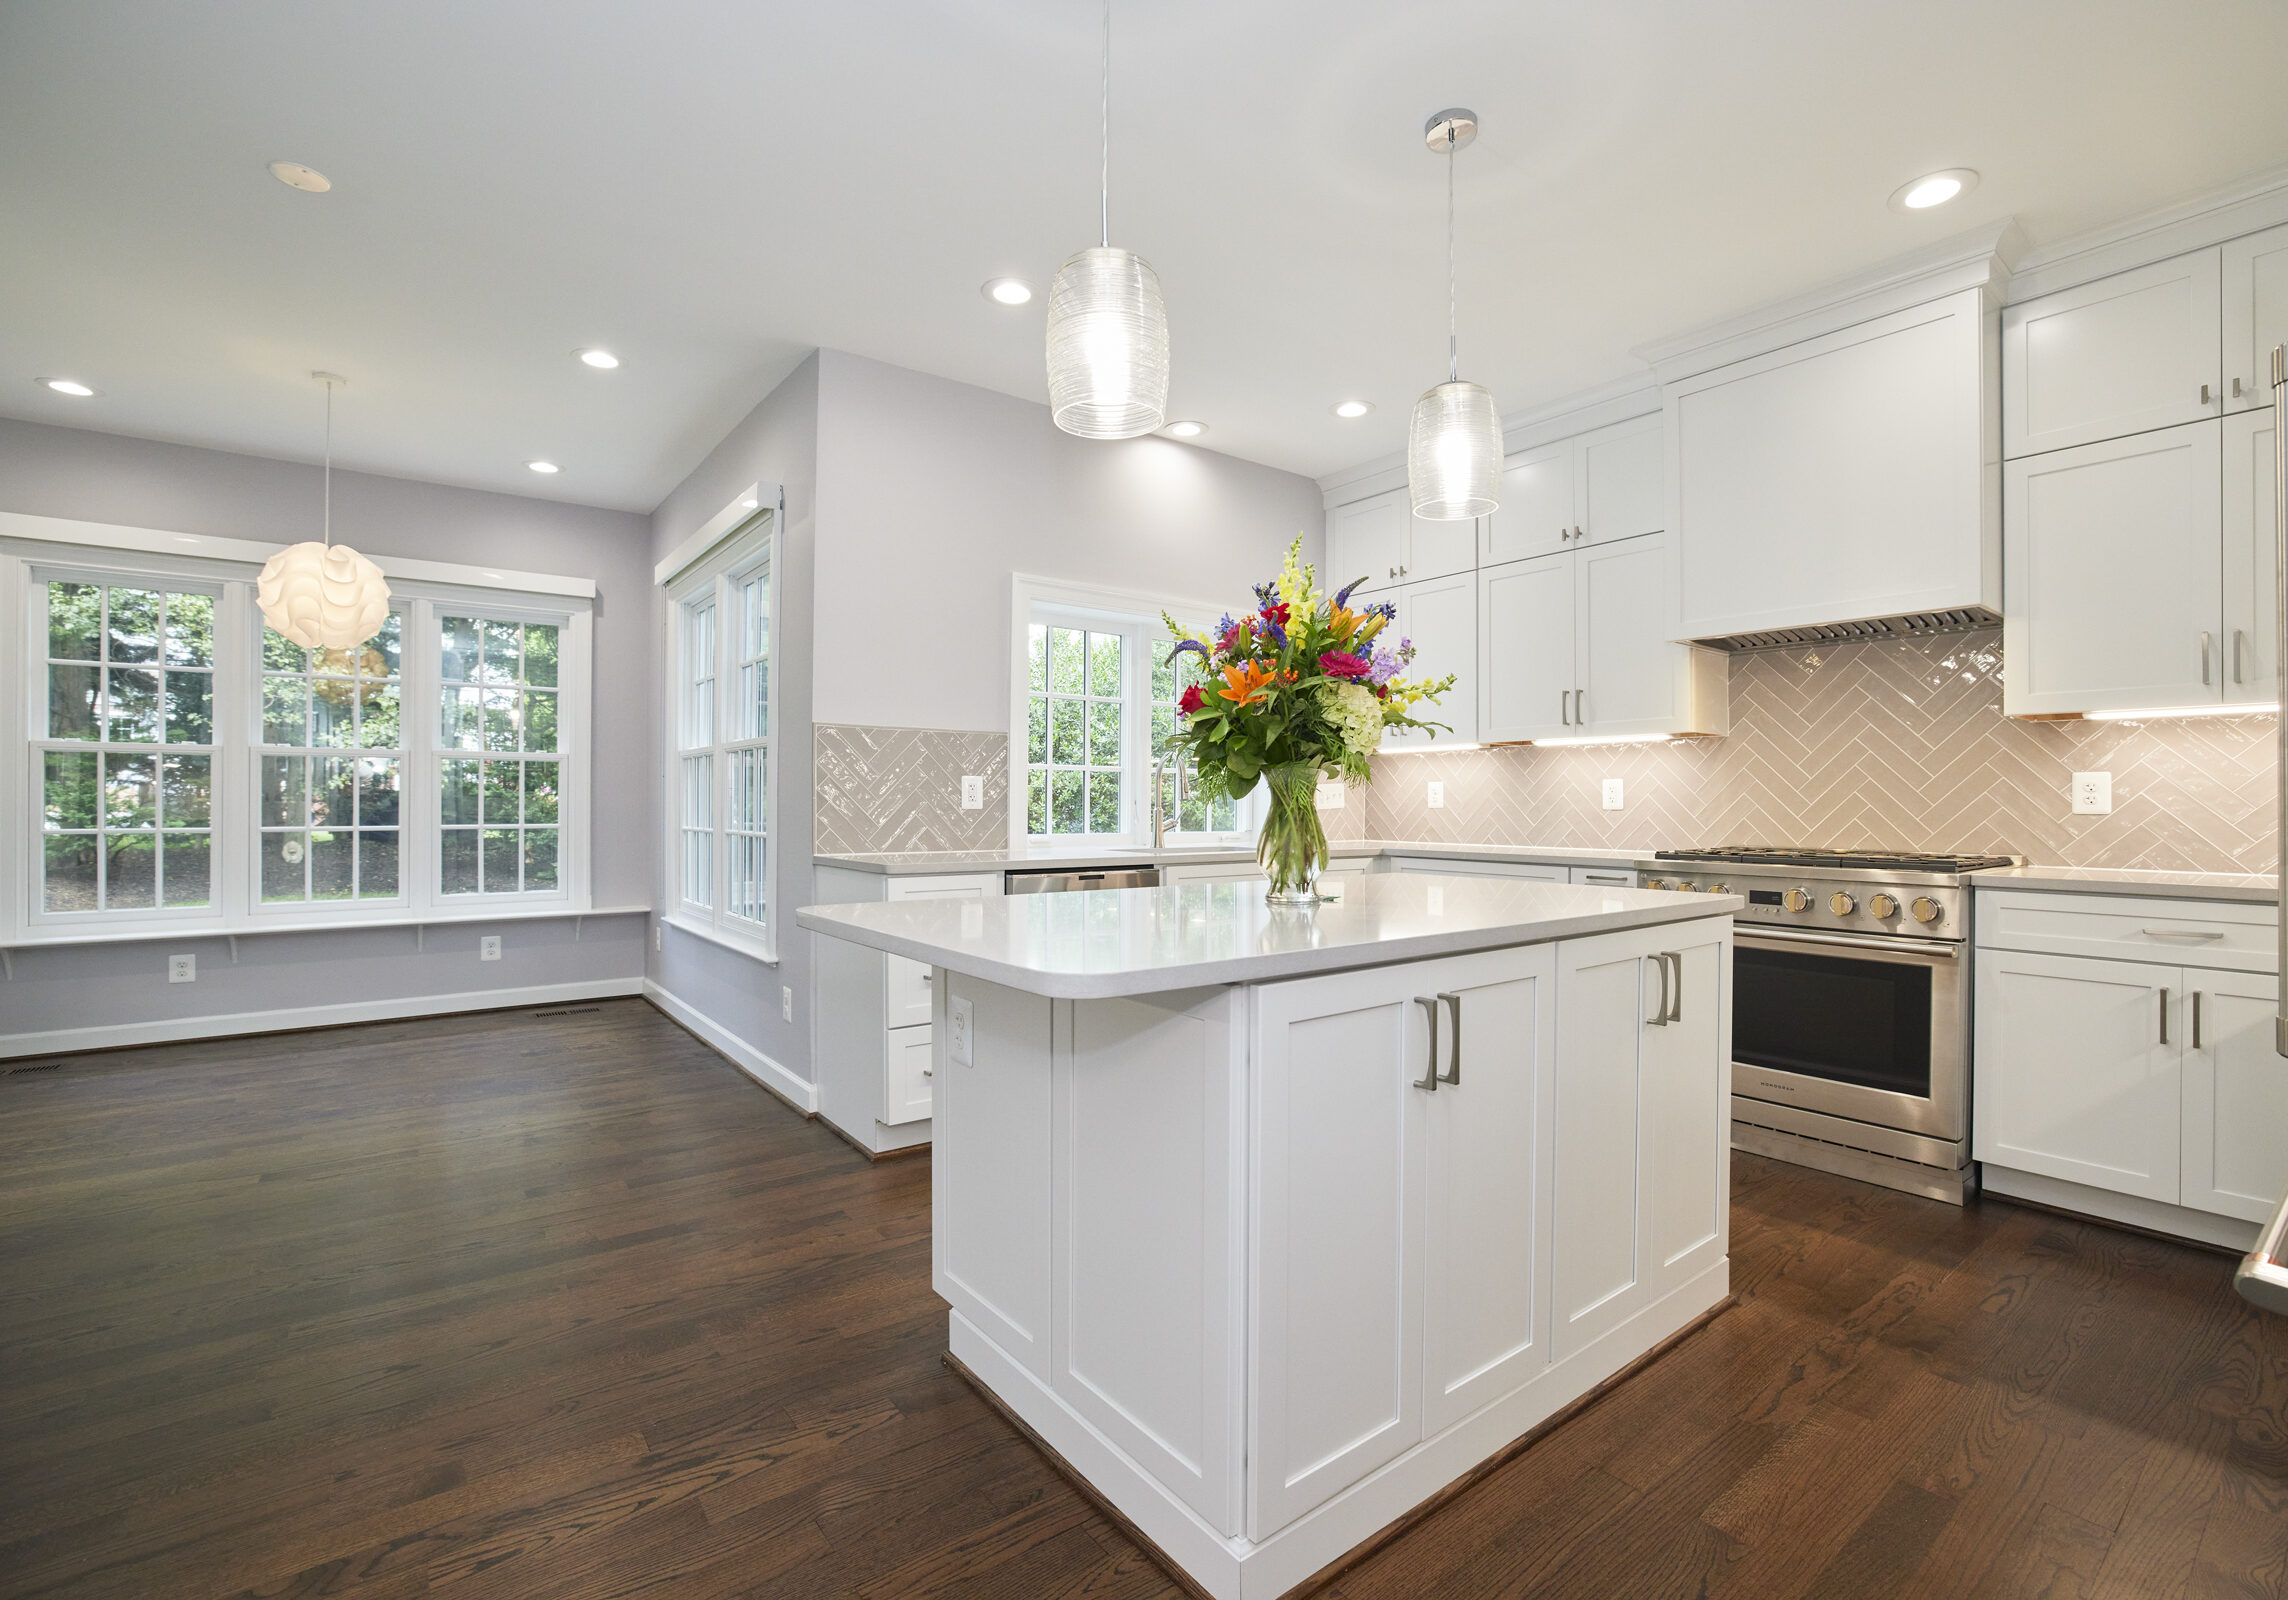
(781, 986, 793, 1022)
(1602, 778, 1624, 811)
(168, 954, 195, 984)
(2071, 771, 2113, 815)
(480, 934, 502, 961)
(948, 995, 975, 1067)
(1427, 780, 1445, 809)
(960, 775, 985, 810)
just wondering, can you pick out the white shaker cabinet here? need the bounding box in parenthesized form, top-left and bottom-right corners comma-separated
(1383, 569, 1477, 748)
(1483, 440, 1574, 566)
(2181, 971, 2288, 1224)
(1408, 510, 1479, 583)
(2222, 223, 2288, 416)
(1478, 552, 1576, 742)
(2001, 420, 2222, 717)
(1326, 487, 1479, 596)
(2223, 405, 2280, 707)
(1482, 414, 1663, 569)
(2002, 248, 2222, 458)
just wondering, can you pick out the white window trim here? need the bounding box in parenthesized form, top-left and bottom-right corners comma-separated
(0, 521, 594, 948)
(658, 491, 780, 965)
(1006, 573, 1260, 852)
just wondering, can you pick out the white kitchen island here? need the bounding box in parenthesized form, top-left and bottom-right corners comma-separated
(796, 873, 1740, 1600)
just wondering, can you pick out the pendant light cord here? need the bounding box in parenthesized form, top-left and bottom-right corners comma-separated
(322, 377, 334, 549)
(1099, 0, 1111, 248)
(1445, 127, 1459, 383)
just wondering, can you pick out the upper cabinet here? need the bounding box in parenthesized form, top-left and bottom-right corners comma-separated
(1382, 570, 1478, 751)
(2002, 249, 2221, 458)
(1325, 487, 1477, 597)
(2223, 223, 2288, 415)
(1667, 289, 2000, 642)
(1482, 414, 1663, 568)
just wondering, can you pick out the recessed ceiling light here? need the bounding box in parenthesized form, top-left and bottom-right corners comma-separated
(40, 377, 97, 397)
(268, 160, 332, 193)
(1889, 168, 1978, 213)
(576, 348, 620, 369)
(1164, 420, 1206, 439)
(981, 277, 1034, 306)
(1332, 400, 1372, 419)
(527, 460, 560, 474)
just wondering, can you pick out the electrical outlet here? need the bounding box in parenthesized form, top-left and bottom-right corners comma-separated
(480, 934, 502, 961)
(781, 986, 793, 1022)
(1426, 884, 1445, 917)
(960, 775, 985, 810)
(168, 953, 195, 984)
(654, 924, 662, 951)
(2071, 771, 2113, 815)
(947, 994, 975, 1067)
(1602, 777, 1625, 811)
(1427, 780, 1445, 809)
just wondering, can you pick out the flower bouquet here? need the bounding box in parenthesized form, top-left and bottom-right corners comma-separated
(1162, 537, 1456, 903)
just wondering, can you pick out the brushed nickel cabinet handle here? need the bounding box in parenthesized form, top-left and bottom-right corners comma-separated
(2160, 986, 2171, 1046)
(1666, 952, 1684, 1024)
(2236, 629, 2248, 684)
(1437, 991, 1462, 1085)
(2194, 990, 2204, 1050)
(1414, 996, 1441, 1091)
(2202, 631, 2213, 685)
(1648, 954, 1670, 1027)
(2202, 383, 2213, 405)
(2233, 376, 2245, 399)
(1560, 690, 1572, 726)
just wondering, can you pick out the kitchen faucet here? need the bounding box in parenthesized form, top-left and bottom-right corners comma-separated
(1151, 758, 1188, 848)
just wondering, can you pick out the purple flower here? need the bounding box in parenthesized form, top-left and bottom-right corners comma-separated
(1251, 580, 1279, 609)
(1166, 638, 1208, 668)
(1333, 578, 1365, 609)
(1366, 646, 1403, 686)
(1259, 614, 1287, 650)
(1367, 600, 1398, 624)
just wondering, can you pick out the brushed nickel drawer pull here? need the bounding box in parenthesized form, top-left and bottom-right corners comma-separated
(2143, 927, 2226, 940)
(1414, 997, 1441, 1091)
(2161, 986, 2171, 1046)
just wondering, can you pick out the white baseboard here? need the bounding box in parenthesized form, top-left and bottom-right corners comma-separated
(1981, 1164, 2259, 1253)
(0, 977, 645, 1060)
(642, 979, 819, 1113)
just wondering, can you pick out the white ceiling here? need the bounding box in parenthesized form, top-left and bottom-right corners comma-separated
(4, 0, 2287, 513)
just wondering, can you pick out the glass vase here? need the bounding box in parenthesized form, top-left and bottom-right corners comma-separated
(1257, 762, 1330, 905)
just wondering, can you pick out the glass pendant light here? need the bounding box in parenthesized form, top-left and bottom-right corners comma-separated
(1408, 109, 1503, 520)
(257, 373, 391, 651)
(1045, 0, 1168, 439)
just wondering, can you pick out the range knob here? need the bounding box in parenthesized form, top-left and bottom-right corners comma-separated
(1828, 891, 1857, 916)
(1910, 896, 1943, 924)
(1645, 878, 1672, 891)
(1869, 892, 1900, 918)
(1777, 888, 1807, 911)
(1707, 883, 1730, 897)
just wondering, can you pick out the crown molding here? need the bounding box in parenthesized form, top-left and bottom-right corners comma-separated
(1633, 217, 2025, 386)
(2004, 163, 2288, 303)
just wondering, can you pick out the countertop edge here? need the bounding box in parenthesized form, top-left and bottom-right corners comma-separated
(1969, 867, 2278, 904)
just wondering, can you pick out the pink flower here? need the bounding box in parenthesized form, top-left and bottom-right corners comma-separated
(1318, 650, 1371, 680)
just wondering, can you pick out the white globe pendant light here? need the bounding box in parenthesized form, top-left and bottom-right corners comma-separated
(257, 373, 391, 651)
(1045, 0, 1168, 439)
(1408, 110, 1503, 520)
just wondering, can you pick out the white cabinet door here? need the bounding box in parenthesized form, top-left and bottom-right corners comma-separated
(1384, 570, 1477, 749)
(2004, 248, 2222, 457)
(1328, 488, 1412, 596)
(2182, 971, 2288, 1224)
(1973, 949, 2183, 1204)
(2222, 223, 2288, 415)
(2223, 406, 2280, 708)
(2002, 421, 2223, 717)
(1640, 924, 1731, 1299)
(1485, 440, 1575, 566)
(1479, 554, 1576, 743)
(885, 874, 1002, 1027)
(933, 975, 1055, 1377)
(1421, 945, 1557, 1435)
(1249, 962, 1429, 1538)
(1409, 510, 1479, 582)
(1551, 927, 1656, 1361)
(1575, 533, 1678, 735)
(884, 1022, 933, 1125)
(1574, 414, 1664, 546)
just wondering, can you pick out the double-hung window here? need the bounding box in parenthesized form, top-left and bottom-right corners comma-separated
(662, 512, 775, 957)
(3, 520, 593, 944)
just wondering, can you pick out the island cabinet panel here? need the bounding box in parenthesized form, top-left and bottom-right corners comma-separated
(1552, 936, 1651, 1359)
(1247, 966, 1428, 1539)
(1420, 946, 1559, 1436)
(2181, 972, 2288, 1224)
(1642, 929, 1732, 1295)
(932, 975, 1054, 1379)
(1051, 990, 1246, 1535)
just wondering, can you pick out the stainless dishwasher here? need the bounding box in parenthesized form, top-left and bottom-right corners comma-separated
(1004, 865, 1163, 894)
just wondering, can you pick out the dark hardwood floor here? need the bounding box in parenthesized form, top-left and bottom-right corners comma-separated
(3, 998, 2285, 1600)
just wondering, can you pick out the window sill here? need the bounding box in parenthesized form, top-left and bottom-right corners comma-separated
(660, 910, 778, 967)
(2, 903, 650, 953)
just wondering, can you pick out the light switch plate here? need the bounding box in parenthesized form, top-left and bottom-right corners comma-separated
(1427, 780, 1445, 810)
(1316, 779, 1345, 810)
(960, 775, 985, 810)
(1602, 778, 1624, 811)
(480, 934, 502, 961)
(168, 953, 195, 984)
(947, 994, 974, 1067)
(2071, 771, 2112, 815)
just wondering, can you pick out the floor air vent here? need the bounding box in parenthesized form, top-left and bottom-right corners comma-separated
(1697, 607, 2000, 653)
(7, 1062, 63, 1076)
(532, 1005, 603, 1018)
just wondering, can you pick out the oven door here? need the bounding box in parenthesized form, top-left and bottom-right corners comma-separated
(1730, 928, 1965, 1141)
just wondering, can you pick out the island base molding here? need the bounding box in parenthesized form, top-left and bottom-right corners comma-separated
(949, 1261, 1731, 1600)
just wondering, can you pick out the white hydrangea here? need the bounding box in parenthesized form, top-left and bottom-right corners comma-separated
(1318, 680, 1384, 756)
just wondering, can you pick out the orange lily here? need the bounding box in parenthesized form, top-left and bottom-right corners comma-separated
(1328, 605, 1361, 641)
(1217, 661, 1281, 706)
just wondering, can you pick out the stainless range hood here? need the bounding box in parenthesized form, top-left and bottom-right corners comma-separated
(1691, 607, 2000, 654)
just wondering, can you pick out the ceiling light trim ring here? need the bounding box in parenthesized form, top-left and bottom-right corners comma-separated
(1888, 168, 1980, 213)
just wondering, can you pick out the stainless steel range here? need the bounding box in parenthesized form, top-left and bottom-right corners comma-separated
(1639, 847, 2020, 1205)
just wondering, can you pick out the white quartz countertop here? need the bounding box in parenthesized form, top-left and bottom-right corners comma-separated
(1970, 865, 2278, 903)
(812, 839, 1652, 876)
(795, 872, 1740, 999)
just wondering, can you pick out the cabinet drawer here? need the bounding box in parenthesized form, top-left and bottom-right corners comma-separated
(883, 1023, 933, 1126)
(1977, 890, 2277, 972)
(1388, 856, 1568, 884)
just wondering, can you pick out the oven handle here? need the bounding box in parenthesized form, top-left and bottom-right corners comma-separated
(1735, 928, 1960, 960)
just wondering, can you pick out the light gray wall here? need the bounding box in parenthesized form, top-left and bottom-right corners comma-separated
(0, 416, 654, 1048)
(812, 350, 1327, 733)
(645, 354, 820, 1094)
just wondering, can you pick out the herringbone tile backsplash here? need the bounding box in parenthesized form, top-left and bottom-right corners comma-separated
(1362, 630, 2279, 875)
(814, 725, 1010, 854)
